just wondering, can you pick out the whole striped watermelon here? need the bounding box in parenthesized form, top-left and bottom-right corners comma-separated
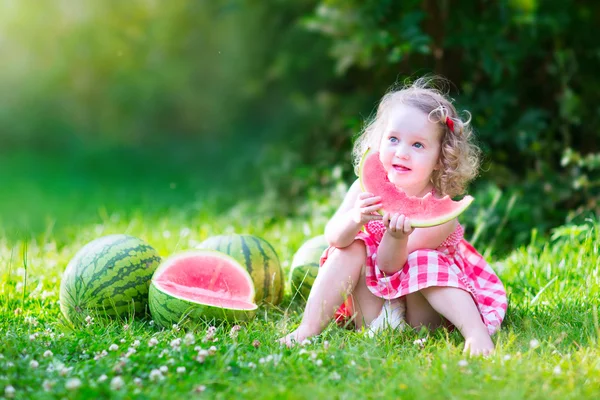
(59, 234, 161, 325)
(289, 235, 328, 302)
(197, 234, 284, 305)
(149, 250, 258, 327)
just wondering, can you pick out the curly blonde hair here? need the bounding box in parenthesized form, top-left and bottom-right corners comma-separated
(352, 77, 480, 197)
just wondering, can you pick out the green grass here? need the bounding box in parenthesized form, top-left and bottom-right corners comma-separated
(1, 153, 599, 399)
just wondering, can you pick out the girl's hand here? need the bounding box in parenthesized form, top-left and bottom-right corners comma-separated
(351, 192, 383, 225)
(383, 212, 415, 239)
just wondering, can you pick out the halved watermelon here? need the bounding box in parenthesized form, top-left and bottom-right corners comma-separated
(148, 250, 258, 327)
(359, 149, 474, 227)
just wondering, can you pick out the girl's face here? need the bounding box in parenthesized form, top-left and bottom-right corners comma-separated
(378, 104, 442, 196)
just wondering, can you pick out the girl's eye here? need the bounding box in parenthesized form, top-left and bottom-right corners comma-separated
(389, 136, 399, 143)
(413, 142, 424, 149)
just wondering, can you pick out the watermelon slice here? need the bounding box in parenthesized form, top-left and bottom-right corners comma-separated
(149, 250, 258, 327)
(358, 149, 474, 227)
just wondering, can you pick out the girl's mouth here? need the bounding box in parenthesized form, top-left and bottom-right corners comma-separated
(392, 164, 411, 172)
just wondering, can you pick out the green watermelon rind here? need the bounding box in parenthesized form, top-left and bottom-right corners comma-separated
(148, 250, 258, 327)
(197, 234, 284, 306)
(289, 263, 319, 302)
(358, 148, 474, 228)
(59, 234, 161, 326)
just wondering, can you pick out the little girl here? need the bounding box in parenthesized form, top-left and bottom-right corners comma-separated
(280, 77, 507, 355)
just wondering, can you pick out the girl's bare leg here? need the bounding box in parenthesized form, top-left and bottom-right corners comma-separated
(349, 265, 384, 330)
(405, 291, 444, 329)
(406, 287, 494, 356)
(279, 241, 372, 346)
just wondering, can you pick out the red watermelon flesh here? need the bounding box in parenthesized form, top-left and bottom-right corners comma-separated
(153, 251, 257, 310)
(359, 149, 474, 227)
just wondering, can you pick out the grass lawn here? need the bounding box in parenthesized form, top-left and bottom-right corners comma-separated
(1, 152, 599, 399)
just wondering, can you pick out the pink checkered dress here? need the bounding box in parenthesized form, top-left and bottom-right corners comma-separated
(321, 221, 507, 335)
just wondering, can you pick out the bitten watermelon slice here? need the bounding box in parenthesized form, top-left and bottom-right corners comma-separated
(149, 250, 258, 327)
(359, 149, 474, 227)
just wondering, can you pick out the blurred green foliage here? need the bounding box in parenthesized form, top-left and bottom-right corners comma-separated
(0, 0, 598, 254)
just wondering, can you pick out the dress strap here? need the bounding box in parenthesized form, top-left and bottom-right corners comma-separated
(438, 223, 464, 249)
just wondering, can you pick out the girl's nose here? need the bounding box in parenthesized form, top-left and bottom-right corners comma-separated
(395, 144, 410, 159)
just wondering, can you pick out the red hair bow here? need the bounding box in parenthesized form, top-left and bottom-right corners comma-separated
(446, 117, 454, 132)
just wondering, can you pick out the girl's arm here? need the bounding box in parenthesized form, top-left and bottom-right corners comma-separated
(377, 216, 457, 274)
(324, 179, 382, 248)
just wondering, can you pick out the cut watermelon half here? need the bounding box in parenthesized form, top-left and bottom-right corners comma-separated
(358, 149, 474, 227)
(149, 250, 258, 327)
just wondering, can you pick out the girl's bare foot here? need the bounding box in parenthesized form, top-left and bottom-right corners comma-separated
(278, 324, 320, 347)
(463, 330, 495, 356)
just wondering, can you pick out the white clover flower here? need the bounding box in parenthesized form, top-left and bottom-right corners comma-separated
(120, 339, 126, 344)
(208, 346, 217, 355)
(184, 333, 195, 346)
(30, 360, 39, 369)
(229, 325, 242, 339)
(315, 359, 323, 367)
(41, 290, 55, 300)
(58, 366, 73, 376)
(167, 358, 175, 365)
(172, 324, 180, 332)
(132, 340, 140, 348)
(298, 349, 308, 355)
(330, 371, 341, 381)
(310, 352, 317, 360)
(29, 334, 38, 341)
(170, 338, 182, 348)
(301, 339, 311, 346)
(109, 344, 119, 352)
(323, 341, 330, 350)
(177, 366, 186, 374)
(149, 320, 155, 326)
(4, 385, 15, 398)
(42, 380, 54, 392)
(350, 360, 356, 366)
(458, 360, 469, 367)
(553, 365, 562, 375)
(196, 355, 206, 363)
(247, 362, 256, 369)
(413, 338, 427, 347)
(148, 338, 159, 347)
(158, 349, 169, 358)
(503, 354, 511, 361)
(133, 377, 142, 387)
(65, 378, 82, 390)
(149, 369, 163, 382)
(529, 339, 540, 349)
(159, 365, 168, 374)
(196, 349, 208, 358)
(110, 376, 125, 391)
(98, 374, 108, 382)
(123, 324, 130, 331)
(194, 385, 207, 393)
(259, 358, 266, 364)
(43, 350, 53, 358)
(85, 316, 93, 325)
